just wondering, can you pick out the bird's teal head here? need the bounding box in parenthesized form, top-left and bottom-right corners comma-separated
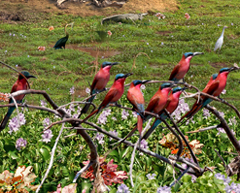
(173, 87, 186, 93)
(102, 61, 118, 68)
(219, 67, 233, 73)
(184, 52, 204, 58)
(161, 82, 172, 89)
(115, 73, 132, 80)
(212, 73, 218, 80)
(19, 71, 36, 80)
(132, 80, 150, 86)
(184, 52, 193, 58)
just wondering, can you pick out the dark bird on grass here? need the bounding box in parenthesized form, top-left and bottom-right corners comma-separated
(143, 87, 185, 140)
(77, 73, 132, 129)
(78, 61, 119, 118)
(53, 22, 74, 49)
(0, 71, 36, 131)
(127, 80, 149, 138)
(169, 52, 204, 82)
(178, 67, 233, 125)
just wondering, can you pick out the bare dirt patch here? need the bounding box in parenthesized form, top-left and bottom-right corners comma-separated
(0, 0, 178, 18)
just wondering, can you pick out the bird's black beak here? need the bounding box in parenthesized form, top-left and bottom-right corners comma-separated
(111, 62, 119, 66)
(193, 52, 204, 56)
(142, 80, 150, 84)
(182, 87, 188, 91)
(229, 67, 235, 72)
(124, 73, 133, 78)
(28, 75, 37, 79)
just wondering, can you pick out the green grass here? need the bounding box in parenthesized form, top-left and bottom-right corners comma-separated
(0, 0, 240, 110)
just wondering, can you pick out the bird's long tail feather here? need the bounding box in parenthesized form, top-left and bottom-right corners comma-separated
(0, 107, 15, 132)
(78, 95, 96, 118)
(177, 102, 202, 126)
(142, 118, 162, 140)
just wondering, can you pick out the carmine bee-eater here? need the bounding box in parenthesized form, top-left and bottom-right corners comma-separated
(78, 73, 132, 128)
(169, 52, 204, 82)
(0, 71, 36, 131)
(178, 67, 233, 125)
(117, 82, 173, 143)
(127, 80, 149, 136)
(79, 61, 118, 118)
(143, 87, 185, 140)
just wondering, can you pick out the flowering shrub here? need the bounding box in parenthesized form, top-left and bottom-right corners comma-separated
(0, 166, 39, 192)
(81, 157, 128, 186)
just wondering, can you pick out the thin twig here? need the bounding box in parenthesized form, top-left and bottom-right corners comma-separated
(186, 125, 220, 134)
(36, 122, 65, 193)
(73, 161, 95, 183)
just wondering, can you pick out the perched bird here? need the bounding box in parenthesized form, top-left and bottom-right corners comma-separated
(127, 80, 149, 136)
(0, 71, 36, 131)
(169, 52, 204, 82)
(117, 82, 173, 143)
(77, 73, 132, 128)
(178, 67, 233, 125)
(53, 22, 74, 49)
(79, 61, 119, 118)
(214, 26, 228, 52)
(143, 87, 185, 140)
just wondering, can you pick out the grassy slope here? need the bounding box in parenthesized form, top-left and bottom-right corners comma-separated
(0, 0, 239, 110)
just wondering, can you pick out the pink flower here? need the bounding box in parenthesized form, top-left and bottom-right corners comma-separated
(185, 13, 190, 19)
(38, 46, 46, 51)
(107, 30, 112, 36)
(82, 189, 87, 193)
(49, 26, 54, 31)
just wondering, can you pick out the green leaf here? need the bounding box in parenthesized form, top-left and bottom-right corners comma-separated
(8, 151, 19, 159)
(40, 147, 50, 161)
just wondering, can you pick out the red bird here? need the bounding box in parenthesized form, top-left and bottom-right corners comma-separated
(79, 61, 118, 118)
(178, 67, 233, 125)
(0, 71, 36, 131)
(169, 52, 203, 82)
(78, 73, 132, 127)
(127, 80, 149, 135)
(143, 87, 185, 140)
(117, 83, 173, 143)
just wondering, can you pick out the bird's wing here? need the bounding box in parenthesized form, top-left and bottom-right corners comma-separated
(169, 64, 180, 80)
(53, 36, 68, 49)
(90, 75, 99, 94)
(146, 95, 160, 112)
(11, 82, 18, 93)
(205, 80, 219, 96)
(127, 92, 144, 113)
(99, 88, 118, 109)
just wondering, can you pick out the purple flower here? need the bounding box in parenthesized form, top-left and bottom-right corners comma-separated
(43, 118, 51, 128)
(122, 109, 129, 120)
(111, 117, 117, 121)
(203, 109, 210, 119)
(219, 111, 225, 118)
(132, 111, 138, 118)
(140, 84, 146, 90)
(40, 100, 47, 107)
(85, 88, 90, 94)
(42, 129, 54, 143)
(69, 104, 75, 113)
(96, 133, 104, 144)
(139, 139, 148, 156)
(8, 113, 26, 134)
(161, 42, 164, 46)
(231, 23, 234, 26)
(97, 110, 111, 125)
(16, 138, 27, 151)
(109, 130, 118, 141)
(215, 173, 231, 185)
(217, 127, 225, 135)
(221, 89, 226, 94)
(146, 173, 156, 180)
(229, 117, 237, 126)
(157, 185, 171, 193)
(181, 158, 197, 183)
(69, 86, 75, 95)
(117, 184, 130, 193)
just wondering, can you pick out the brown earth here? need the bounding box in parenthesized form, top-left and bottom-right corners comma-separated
(0, 0, 178, 19)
